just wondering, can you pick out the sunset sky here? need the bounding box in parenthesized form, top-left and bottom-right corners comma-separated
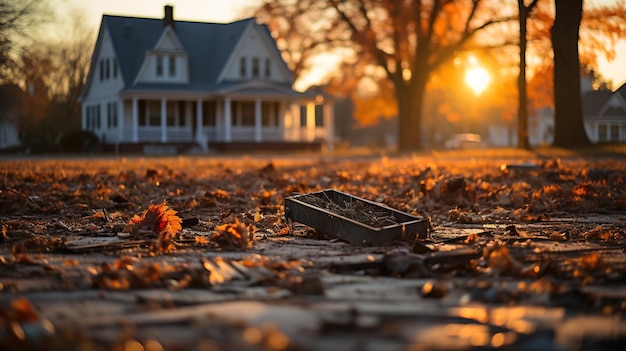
(56, 0, 626, 89)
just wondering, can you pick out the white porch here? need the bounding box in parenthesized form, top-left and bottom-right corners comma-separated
(89, 95, 333, 150)
(585, 119, 626, 144)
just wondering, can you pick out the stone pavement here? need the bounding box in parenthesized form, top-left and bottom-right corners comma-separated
(2, 215, 626, 351)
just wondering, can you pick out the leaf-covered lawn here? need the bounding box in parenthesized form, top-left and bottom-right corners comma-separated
(1, 152, 626, 350)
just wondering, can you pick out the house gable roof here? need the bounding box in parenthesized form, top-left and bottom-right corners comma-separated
(102, 15, 289, 90)
(615, 82, 626, 101)
(216, 21, 293, 83)
(582, 89, 613, 116)
(153, 25, 185, 52)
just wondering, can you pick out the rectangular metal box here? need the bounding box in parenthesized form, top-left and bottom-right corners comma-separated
(285, 190, 428, 245)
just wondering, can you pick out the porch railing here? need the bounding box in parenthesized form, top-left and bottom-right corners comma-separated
(123, 127, 193, 143)
(119, 126, 327, 143)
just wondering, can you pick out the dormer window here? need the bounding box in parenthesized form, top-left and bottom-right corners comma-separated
(240, 57, 246, 77)
(252, 57, 260, 78)
(156, 55, 164, 76)
(143, 51, 187, 83)
(169, 55, 176, 76)
(265, 58, 271, 78)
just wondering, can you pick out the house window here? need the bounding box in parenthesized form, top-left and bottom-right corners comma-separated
(262, 101, 279, 126)
(240, 57, 246, 77)
(139, 101, 147, 126)
(148, 101, 161, 126)
(265, 58, 271, 78)
(610, 125, 619, 142)
(315, 105, 324, 126)
(236, 101, 255, 126)
(107, 103, 111, 128)
(166, 101, 178, 127)
(202, 101, 216, 126)
(112, 103, 117, 127)
(300, 106, 307, 126)
(96, 105, 101, 129)
(107, 102, 117, 128)
(156, 55, 164, 76)
(99, 60, 104, 81)
(243, 102, 255, 126)
(113, 60, 118, 78)
(106, 59, 110, 79)
(598, 125, 608, 143)
(86, 106, 91, 129)
(90, 106, 95, 130)
(178, 101, 186, 126)
(169, 55, 176, 76)
(252, 57, 260, 78)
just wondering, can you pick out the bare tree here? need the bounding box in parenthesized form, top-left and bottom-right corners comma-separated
(0, 0, 49, 81)
(12, 9, 94, 143)
(551, 0, 590, 148)
(46, 11, 95, 139)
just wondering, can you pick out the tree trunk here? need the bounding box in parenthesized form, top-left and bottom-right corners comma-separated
(551, 0, 591, 148)
(517, 0, 532, 150)
(396, 78, 426, 151)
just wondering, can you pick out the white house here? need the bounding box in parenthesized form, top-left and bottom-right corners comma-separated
(528, 77, 626, 146)
(80, 6, 334, 153)
(582, 82, 626, 143)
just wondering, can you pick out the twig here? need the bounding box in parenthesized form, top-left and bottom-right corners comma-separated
(2, 187, 42, 210)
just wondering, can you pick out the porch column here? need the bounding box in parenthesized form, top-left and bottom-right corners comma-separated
(224, 98, 232, 142)
(195, 99, 203, 142)
(131, 97, 138, 142)
(306, 102, 316, 142)
(161, 98, 167, 142)
(291, 103, 301, 141)
(255, 98, 262, 142)
(323, 100, 334, 152)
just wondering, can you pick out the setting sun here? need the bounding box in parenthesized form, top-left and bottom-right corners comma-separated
(465, 56, 491, 96)
(465, 66, 491, 96)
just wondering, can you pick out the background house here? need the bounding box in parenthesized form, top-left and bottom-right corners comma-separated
(80, 6, 334, 153)
(528, 76, 626, 146)
(0, 84, 23, 150)
(582, 82, 626, 143)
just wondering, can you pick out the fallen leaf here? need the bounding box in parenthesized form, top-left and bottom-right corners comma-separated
(124, 202, 182, 253)
(212, 218, 254, 250)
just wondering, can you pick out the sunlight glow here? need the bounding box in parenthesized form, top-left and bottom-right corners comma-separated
(465, 66, 491, 96)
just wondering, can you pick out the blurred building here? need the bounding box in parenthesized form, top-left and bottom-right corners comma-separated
(529, 75, 626, 145)
(0, 84, 23, 150)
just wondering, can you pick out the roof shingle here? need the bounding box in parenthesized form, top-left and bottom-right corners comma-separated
(104, 15, 254, 88)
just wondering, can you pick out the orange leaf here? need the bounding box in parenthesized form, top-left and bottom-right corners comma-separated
(129, 202, 182, 238)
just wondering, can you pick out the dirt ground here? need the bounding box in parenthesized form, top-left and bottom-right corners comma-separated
(1, 148, 626, 351)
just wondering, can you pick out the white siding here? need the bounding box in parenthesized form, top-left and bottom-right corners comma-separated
(135, 28, 189, 84)
(159, 33, 179, 50)
(83, 28, 124, 100)
(82, 28, 125, 140)
(221, 25, 291, 83)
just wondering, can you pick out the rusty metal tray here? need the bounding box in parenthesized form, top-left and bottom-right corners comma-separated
(284, 189, 428, 245)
